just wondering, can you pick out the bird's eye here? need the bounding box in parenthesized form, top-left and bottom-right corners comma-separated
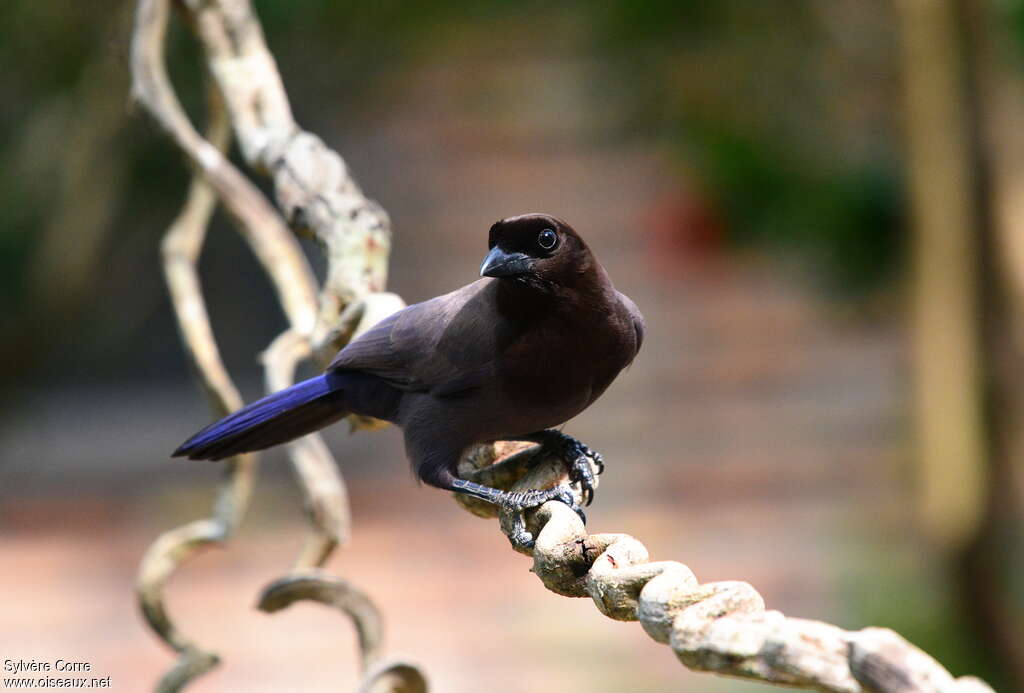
(537, 228, 558, 250)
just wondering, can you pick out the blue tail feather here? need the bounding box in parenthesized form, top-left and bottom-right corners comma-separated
(173, 374, 348, 461)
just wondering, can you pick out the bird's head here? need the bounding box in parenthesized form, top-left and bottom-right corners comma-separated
(480, 213, 593, 291)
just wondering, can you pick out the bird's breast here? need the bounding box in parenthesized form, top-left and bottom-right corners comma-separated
(495, 312, 631, 426)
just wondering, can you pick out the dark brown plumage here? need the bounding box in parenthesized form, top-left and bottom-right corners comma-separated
(174, 213, 643, 540)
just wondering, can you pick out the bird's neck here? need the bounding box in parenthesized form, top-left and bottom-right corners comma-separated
(494, 278, 553, 320)
(493, 264, 617, 321)
(568, 262, 618, 310)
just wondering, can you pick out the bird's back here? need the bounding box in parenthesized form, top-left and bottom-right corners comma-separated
(328, 279, 507, 397)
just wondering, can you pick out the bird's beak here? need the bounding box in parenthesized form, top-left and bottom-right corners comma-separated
(480, 247, 532, 277)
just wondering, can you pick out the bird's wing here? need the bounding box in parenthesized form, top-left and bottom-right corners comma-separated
(327, 280, 502, 395)
(617, 290, 645, 357)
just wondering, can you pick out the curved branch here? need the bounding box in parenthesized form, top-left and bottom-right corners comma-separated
(257, 571, 384, 669)
(455, 450, 995, 693)
(256, 570, 430, 688)
(260, 329, 350, 566)
(156, 86, 238, 418)
(136, 84, 257, 692)
(175, 0, 403, 569)
(357, 660, 429, 693)
(131, 0, 318, 334)
(184, 0, 393, 345)
(170, 0, 407, 625)
(132, 1, 406, 689)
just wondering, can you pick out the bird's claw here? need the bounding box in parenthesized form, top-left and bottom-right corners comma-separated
(499, 484, 585, 550)
(506, 524, 536, 550)
(544, 432, 604, 507)
(570, 458, 595, 507)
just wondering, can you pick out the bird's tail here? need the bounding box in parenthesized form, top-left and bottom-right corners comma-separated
(173, 374, 350, 461)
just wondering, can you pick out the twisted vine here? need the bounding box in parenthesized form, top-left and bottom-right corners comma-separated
(131, 0, 419, 690)
(458, 445, 996, 693)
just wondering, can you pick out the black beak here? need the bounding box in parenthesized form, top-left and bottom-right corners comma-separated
(480, 247, 532, 278)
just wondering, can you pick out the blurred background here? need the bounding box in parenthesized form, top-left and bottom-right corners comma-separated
(1, 1, 1023, 691)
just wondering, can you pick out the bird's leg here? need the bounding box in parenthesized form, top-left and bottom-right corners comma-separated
(449, 477, 585, 548)
(512, 430, 604, 507)
(449, 478, 584, 519)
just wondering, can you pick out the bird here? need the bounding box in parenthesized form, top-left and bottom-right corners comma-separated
(174, 213, 644, 541)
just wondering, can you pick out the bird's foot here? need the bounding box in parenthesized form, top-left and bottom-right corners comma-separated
(500, 485, 585, 549)
(449, 478, 585, 549)
(498, 485, 585, 521)
(526, 430, 604, 507)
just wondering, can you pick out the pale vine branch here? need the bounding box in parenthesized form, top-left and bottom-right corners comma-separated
(131, 0, 319, 334)
(131, 0, 413, 690)
(261, 327, 350, 567)
(138, 81, 256, 692)
(466, 448, 996, 693)
(184, 0, 396, 348)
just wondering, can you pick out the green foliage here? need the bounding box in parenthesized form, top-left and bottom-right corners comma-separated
(588, 0, 905, 297)
(1005, 0, 1024, 61)
(682, 121, 904, 296)
(594, 0, 717, 49)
